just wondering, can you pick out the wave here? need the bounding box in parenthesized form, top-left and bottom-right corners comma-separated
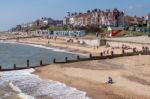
(9, 82, 35, 99)
(0, 40, 17, 44)
(0, 40, 88, 56)
(0, 69, 90, 99)
(21, 43, 88, 56)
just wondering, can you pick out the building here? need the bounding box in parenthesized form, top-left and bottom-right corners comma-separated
(75, 13, 90, 26)
(63, 17, 70, 25)
(39, 17, 54, 27)
(147, 13, 150, 36)
(11, 17, 63, 32)
(32, 30, 85, 37)
(124, 16, 144, 26)
(145, 13, 150, 21)
(63, 8, 124, 27)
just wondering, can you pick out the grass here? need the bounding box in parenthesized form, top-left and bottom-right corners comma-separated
(116, 31, 147, 37)
(48, 26, 65, 31)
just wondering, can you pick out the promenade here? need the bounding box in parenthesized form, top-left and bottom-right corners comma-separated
(106, 36, 150, 44)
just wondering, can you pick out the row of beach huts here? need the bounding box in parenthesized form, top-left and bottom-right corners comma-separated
(30, 30, 85, 37)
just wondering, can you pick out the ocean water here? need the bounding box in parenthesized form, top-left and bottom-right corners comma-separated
(0, 41, 87, 69)
(0, 69, 90, 99)
(0, 41, 89, 99)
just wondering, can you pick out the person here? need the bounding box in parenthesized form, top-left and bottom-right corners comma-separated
(107, 50, 109, 55)
(48, 41, 50, 44)
(106, 43, 110, 47)
(96, 33, 99, 38)
(106, 76, 113, 84)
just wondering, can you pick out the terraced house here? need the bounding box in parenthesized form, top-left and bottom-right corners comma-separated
(63, 8, 124, 27)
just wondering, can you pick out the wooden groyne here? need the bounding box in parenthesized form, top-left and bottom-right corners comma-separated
(0, 47, 150, 71)
(53, 47, 150, 63)
(0, 36, 41, 41)
(0, 59, 48, 71)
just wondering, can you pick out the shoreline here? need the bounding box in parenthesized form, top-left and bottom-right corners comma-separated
(0, 69, 89, 99)
(0, 39, 89, 56)
(16, 37, 113, 55)
(0, 40, 89, 71)
(1, 37, 150, 99)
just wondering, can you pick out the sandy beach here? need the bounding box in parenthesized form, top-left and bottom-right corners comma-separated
(34, 55, 150, 99)
(18, 37, 134, 55)
(1, 36, 150, 99)
(0, 0, 150, 98)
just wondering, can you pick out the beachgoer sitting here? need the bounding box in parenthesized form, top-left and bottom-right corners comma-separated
(106, 76, 113, 84)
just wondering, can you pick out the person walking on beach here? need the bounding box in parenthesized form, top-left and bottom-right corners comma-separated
(48, 41, 50, 44)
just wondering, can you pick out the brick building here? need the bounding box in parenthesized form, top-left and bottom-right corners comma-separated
(63, 8, 124, 27)
(124, 16, 144, 26)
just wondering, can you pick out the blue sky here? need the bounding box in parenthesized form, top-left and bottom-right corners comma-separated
(0, 0, 150, 31)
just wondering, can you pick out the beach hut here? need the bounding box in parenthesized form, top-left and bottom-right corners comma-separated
(48, 30, 85, 37)
(107, 26, 123, 37)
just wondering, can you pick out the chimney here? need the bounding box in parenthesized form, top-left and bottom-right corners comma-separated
(79, 12, 82, 15)
(98, 9, 101, 12)
(87, 10, 90, 13)
(94, 9, 98, 12)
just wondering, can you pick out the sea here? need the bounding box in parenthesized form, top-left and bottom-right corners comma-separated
(0, 40, 87, 69)
(0, 41, 90, 99)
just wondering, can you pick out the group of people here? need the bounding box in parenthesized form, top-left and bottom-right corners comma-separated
(142, 46, 149, 51)
(122, 44, 131, 50)
(47, 36, 58, 41)
(67, 38, 74, 43)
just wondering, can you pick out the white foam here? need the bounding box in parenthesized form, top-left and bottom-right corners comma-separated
(9, 82, 35, 99)
(21, 43, 88, 56)
(18, 93, 35, 99)
(0, 40, 88, 56)
(0, 40, 17, 44)
(9, 82, 22, 93)
(0, 69, 90, 99)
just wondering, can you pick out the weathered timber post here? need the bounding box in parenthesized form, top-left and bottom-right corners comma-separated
(13, 64, 16, 69)
(100, 52, 103, 56)
(77, 56, 80, 61)
(122, 49, 125, 56)
(40, 60, 43, 66)
(89, 54, 92, 59)
(142, 46, 145, 54)
(27, 59, 30, 68)
(145, 47, 149, 54)
(0, 66, 1, 71)
(133, 48, 137, 55)
(53, 58, 56, 63)
(147, 47, 150, 55)
(65, 57, 68, 63)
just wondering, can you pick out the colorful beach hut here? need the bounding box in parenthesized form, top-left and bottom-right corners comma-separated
(107, 26, 123, 37)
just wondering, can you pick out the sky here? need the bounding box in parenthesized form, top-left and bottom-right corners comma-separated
(0, 0, 150, 31)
